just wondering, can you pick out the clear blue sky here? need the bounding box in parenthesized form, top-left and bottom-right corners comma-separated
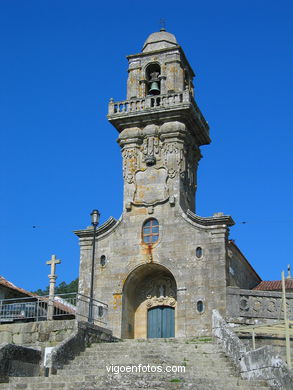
(1, 0, 292, 292)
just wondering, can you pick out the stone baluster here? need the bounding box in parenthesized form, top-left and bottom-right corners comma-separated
(183, 88, 190, 103)
(108, 98, 115, 115)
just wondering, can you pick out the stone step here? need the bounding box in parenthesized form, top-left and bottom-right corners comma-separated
(0, 378, 269, 390)
(79, 348, 223, 356)
(59, 366, 235, 376)
(68, 353, 228, 361)
(84, 343, 218, 351)
(0, 340, 270, 390)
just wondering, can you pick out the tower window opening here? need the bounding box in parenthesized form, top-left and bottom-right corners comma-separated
(146, 63, 161, 96)
(142, 218, 159, 244)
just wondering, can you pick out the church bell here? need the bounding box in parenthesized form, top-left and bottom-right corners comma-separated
(148, 72, 160, 95)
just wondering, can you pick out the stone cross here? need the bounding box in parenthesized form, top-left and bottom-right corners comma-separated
(46, 254, 61, 277)
(159, 18, 166, 31)
(46, 254, 61, 320)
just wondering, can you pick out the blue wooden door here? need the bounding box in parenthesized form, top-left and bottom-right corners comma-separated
(147, 306, 175, 338)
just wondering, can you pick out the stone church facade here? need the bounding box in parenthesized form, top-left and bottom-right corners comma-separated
(75, 30, 261, 339)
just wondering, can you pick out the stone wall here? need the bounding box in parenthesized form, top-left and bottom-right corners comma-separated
(76, 208, 231, 339)
(227, 242, 261, 289)
(227, 287, 293, 319)
(47, 321, 118, 374)
(212, 310, 293, 390)
(239, 336, 293, 365)
(0, 320, 76, 348)
(0, 344, 41, 383)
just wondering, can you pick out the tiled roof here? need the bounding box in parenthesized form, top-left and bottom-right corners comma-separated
(253, 279, 293, 291)
(0, 275, 34, 297)
(0, 275, 75, 315)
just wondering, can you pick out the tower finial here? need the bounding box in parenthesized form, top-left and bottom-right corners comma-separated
(159, 18, 166, 32)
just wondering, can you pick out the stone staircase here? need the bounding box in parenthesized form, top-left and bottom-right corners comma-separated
(0, 338, 270, 390)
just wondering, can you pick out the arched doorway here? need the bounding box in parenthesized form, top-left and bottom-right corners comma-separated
(121, 264, 177, 339)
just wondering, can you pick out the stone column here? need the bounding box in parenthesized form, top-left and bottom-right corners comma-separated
(46, 255, 61, 321)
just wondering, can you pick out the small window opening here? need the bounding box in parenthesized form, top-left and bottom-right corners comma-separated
(100, 255, 106, 267)
(142, 218, 159, 244)
(196, 246, 203, 258)
(98, 306, 104, 317)
(197, 300, 204, 313)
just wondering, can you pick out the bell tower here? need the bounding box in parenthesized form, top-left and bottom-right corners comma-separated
(107, 29, 210, 214)
(76, 29, 243, 340)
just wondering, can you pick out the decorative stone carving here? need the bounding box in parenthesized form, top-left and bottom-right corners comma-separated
(180, 143, 199, 191)
(133, 167, 169, 206)
(267, 299, 277, 313)
(139, 276, 177, 308)
(141, 136, 161, 166)
(163, 142, 183, 178)
(230, 291, 293, 319)
(122, 148, 139, 184)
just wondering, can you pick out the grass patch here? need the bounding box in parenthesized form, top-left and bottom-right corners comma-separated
(188, 337, 212, 343)
(170, 378, 181, 383)
(181, 357, 189, 366)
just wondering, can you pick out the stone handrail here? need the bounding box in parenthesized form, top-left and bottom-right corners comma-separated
(227, 287, 293, 320)
(46, 321, 118, 374)
(108, 91, 208, 129)
(108, 91, 189, 115)
(0, 344, 41, 383)
(212, 310, 293, 390)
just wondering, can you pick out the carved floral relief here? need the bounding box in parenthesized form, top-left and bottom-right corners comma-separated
(163, 142, 183, 178)
(138, 276, 177, 308)
(122, 148, 139, 184)
(141, 136, 161, 163)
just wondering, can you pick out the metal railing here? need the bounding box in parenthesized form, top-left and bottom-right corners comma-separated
(0, 293, 108, 326)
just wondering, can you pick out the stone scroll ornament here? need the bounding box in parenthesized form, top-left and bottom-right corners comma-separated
(140, 277, 176, 308)
(142, 136, 160, 164)
(163, 142, 183, 179)
(122, 148, 139, 184)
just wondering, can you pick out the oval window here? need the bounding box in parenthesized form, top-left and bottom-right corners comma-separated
(196, 246, 203, 258)
(100, 255, 106, 267)
(142, 218, 159, 244)
(197, 300, 204, 313)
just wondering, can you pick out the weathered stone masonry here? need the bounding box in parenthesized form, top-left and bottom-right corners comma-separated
(75, 30, 261, 339)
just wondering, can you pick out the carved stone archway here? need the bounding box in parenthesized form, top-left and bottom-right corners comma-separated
(121, 264, 177, 338)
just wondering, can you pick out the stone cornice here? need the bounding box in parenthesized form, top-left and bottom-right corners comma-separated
(74, 216, 118, 239)
(108, 95, 210, 146)
(185, 209, 235, 227)
(126, 46, 195, 77)
(227, 286, 293, 299)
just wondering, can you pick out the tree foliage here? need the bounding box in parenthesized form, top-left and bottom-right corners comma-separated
(32, 278, 78, 296)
